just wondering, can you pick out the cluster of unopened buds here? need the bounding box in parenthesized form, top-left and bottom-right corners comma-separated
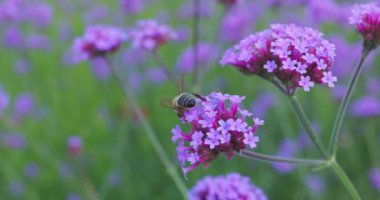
(171, 92, 264, 177)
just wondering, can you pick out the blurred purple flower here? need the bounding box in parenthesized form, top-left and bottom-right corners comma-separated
(14, 58, 30, 75)
(59, 162, 73, 179)
(220, 5, 254, 42)
(145, 68, 167, 84)
(2, 25, 23, 48)
(177, 0, 215, 20)
(272, 139, 297, 174)
(25, 34, 51, 50)
(72, 25, 127, 62)
(175, 26, 190, 42)
(25, 2, 53, 28)
(24, 163, 40, 178)
(297, 122, 320, 150)
(0, 0, 25, 23)
(9, 180, 24, 197)
(267, 0, 306, 7)
(350, 96, 380, 117)
(306, 0, 350, 25)
(332, 85, 347, 101)
(121, 48, 147, 67)
(129, 19, 177, 51)
(107, 171, 122, 187)
(189, 173, 268, 200)
(13, 93, 34, 121)
(89, 57, 110, 80)
(128, 72, 141, 90)
(0, 86, 9, 116)
(83, 4, 109, 24)
(59, 21, 73, 42)
(305, 174, 325, 195)
(366, 79, 380, 95)
(120, 0, 143, 15)
(1, 133, 26, 149)
(250, 92, 276, 117)
(68, 135, 82, 155)
(369, 168, 380, 191)
(176, 42, 219, 73)
(66, 193, 81, 200)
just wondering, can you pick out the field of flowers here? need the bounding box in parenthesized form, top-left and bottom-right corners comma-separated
(0, 0, 380, 199)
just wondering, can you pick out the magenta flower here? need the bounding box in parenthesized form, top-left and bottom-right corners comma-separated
(171, 92, 263, 177)
(188, 173, 268, 200)
(129, 19, 177, 51)
(72, 25, 127, 62)
(349, 3, 380, 49)
(220, 24, 337, 94)
(67, 135, 82, 155)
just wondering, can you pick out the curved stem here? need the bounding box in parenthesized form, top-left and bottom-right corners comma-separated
(328, 48, 370, 157)
(288, 95, 329, 159)
(331, 161, 361, 200)
(240, 150, 325, 166)
(108, 60, 188, 199)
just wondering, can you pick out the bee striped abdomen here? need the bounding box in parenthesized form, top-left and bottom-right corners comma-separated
(177, 93, 196, 108)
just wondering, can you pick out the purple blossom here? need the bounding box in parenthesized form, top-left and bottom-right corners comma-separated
(349, 3, 380, 48)
(83, 4, 109, 24)
(369, 168, 380, 191)
(12, 93, 34, 121)
(305, 174, 325, 195)
(177, 0, 215, 19)
(188, 173, 268, 200)
(299, 76, 314, 92)
(2, 25, 23, 48)
(264, 60, 277, 72)
(1, 133, 26, 149)
(68, 135, 82, 155)
(66, 193, 81, 200)
(9, 180, 24, 197)
(251, 92, 277, 117)
(350, 96, 380, 117)
(89, 57, 110, 80)
(145, 68, 168, 84)
(25, 2, 53, 28)
(272, 139, 297, 174)
(72, 25, 127, 62)
(221, 24, 336, 93)
(306, 0, 350, 25)
(129, 19, 177, 51)
(219, 4, 254, 41)
(176, 42, 219, 73)
(25, 33, 51, 50)
(172, 92, 262, 177)
(120, 0, 143, 15)
(24, 163, 40, 178)
(14, 59, 30, 75)
(171, 125, 182, 143)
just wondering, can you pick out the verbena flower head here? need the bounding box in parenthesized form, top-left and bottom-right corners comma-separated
(67, 135, 82, 155)
(188, 173, 268, 200)
(220, 24, 337, 94)
(171, 92, 263, 177)
(72, 25, 127, 62)
(129, 19, 177, 51)
(349, 3, 380, 49)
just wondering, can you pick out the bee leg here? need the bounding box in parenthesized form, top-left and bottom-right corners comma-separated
(192, 93, 206, 101)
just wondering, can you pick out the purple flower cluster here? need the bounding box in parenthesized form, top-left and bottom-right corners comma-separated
(349, 3, 380, 48)
(369, 168, 380, 191)
(171, 92, 263, 176)
(177, 42, 219, 73)
(350, 96, 380, 117)
(188, 173, 268, 200)
(129, 19, 177, 51)
(220, 24, 337, 93)
(72, 25, 127, 62)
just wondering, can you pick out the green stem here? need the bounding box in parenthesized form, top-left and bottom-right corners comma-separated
(328, 48, 370, 157)
(108, 61, 188, 199)
(191, 0, 201, 92)
(240, 150, 325, 166)
(288, 95, 329, 159)
(331, 161, 362, 200)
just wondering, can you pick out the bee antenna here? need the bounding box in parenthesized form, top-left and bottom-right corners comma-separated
(192, 93, 206, 101)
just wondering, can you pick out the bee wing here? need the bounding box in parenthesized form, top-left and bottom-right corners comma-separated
(159, 98, 174, 109)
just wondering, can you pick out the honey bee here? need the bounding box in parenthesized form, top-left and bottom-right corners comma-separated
(160, 75, 205, 117)
(160, 93, 206, 117)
